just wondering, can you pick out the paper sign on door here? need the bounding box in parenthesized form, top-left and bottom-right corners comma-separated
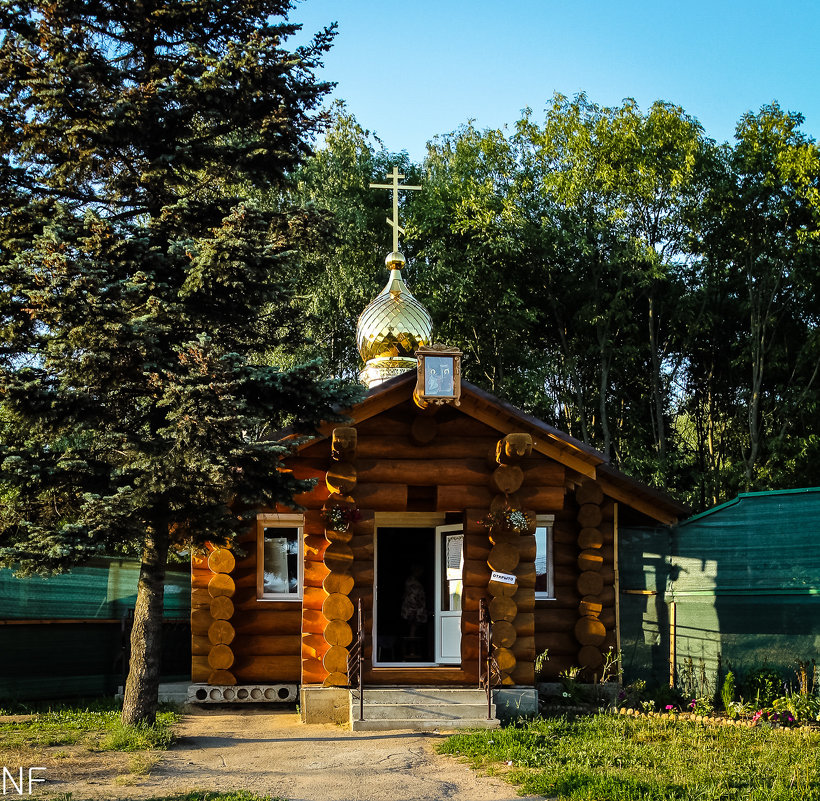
(446, 534, 463, 580)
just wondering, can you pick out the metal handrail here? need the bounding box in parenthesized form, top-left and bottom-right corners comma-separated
(478, 597, 499, 720)
(347, 598, 364, 721)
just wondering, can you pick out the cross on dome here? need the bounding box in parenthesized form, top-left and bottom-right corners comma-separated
(357, 167, 430, 388)
(369, 167, 421, 255)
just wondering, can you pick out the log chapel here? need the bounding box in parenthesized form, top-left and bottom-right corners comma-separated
(189, 169, 687, 727)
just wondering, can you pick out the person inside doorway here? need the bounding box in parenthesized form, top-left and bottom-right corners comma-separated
(401, 564, 428, 658)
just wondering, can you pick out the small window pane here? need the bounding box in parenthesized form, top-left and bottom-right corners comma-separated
(535, 525, 549, 594)
(263, 527, 299, 595)
(442, 532, 463, 612)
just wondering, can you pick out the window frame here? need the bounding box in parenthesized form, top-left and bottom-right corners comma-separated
(256, 513, 304, 602)
(534, 514, 555, 600)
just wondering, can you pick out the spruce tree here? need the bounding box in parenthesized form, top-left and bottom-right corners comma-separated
(0, 1, 360, 724)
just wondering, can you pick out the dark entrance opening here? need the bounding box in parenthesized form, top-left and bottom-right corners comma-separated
(375, 527, 435, 663)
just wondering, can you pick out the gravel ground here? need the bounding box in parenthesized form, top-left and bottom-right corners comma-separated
(45, 707, 534, 801)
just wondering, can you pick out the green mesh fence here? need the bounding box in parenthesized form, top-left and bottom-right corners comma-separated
(620, 488, 820, 691)
(618, 524, 672, 686)
(0, 559, 191, 702)
(673, 488, 820, 594)
(0, 558, 190, 619)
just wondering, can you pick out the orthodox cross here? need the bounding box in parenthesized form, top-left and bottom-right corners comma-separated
(369, 166, 421, 253)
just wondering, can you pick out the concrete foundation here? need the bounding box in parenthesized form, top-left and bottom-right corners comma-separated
(117, 682, 190, 704)
(536, 681, 620, 706)
(299, 686, 350, 725)
(492, 687, 539, 720)
(188, 683, 297, 704)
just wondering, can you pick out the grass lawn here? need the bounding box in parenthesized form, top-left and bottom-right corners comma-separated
(0, 698, 182, 795)
(439, 713, 820, 800)
(0, 697, 178, 751)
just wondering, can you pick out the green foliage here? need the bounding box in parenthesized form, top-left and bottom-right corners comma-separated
(285, 104, 418, 377)
(722, 671, 736, 711)
(617, 680, 686, 713)
(689, 697, 715, 716)
(685, 102, 820, 497)
(410, 122, 539, 400)
(0, 703, 178, 750)
(770, 693, 820, 724)
(618, 679, 648, 709)
(440, 714, 820, 800)
(651, 685, 686, 713)
(743, 668, 784, 707)
(289, 96, 820, 511)
(0, 0, 359, 564)
(678, 656, 714, 702)
(558, 667, 590, 705)
(0, 0, 363, 723)
(535, 649, 550, 680)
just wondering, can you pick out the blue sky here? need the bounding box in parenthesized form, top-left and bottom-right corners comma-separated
(290, 0, 820, 161)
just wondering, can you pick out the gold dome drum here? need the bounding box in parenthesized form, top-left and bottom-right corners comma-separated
(356, 264, 432, 365)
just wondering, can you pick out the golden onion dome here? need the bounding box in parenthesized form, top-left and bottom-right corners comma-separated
(356, 252, 433, 387)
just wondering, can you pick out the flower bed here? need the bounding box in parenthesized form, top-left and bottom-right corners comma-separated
(614, 705, 818, 731)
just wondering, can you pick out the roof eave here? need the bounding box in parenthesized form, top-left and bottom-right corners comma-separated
(285, 371, 688, 524)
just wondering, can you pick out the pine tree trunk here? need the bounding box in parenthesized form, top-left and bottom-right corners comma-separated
(122, 522, 169, 726)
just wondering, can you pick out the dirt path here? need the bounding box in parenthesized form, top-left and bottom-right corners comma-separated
(45, 708, 533, 801)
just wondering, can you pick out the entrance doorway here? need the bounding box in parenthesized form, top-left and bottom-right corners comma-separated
(374, 524, 463, 666)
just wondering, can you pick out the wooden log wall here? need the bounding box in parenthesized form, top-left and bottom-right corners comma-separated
(351, 513, 376, 679)
(461, 509, 492, 681)
(298, 404, 574, 687)
(191, 399, 620, 689)
(234, 522, 303, 682)
(485, 433, 537, 686)
(573, 480, 607, 674)
(193, 517, 310, 685)
(318, 427, 358, 687)
(300, 509, 330, 686)
(205, 547, 237, 684)
(530, 485, 617, 680)
(191, 547, 238, 684)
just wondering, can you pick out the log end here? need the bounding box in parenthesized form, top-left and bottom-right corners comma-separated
(207, 548, 236, 574)
(207, 669, 237, 686)
(207, 643, 235, 670)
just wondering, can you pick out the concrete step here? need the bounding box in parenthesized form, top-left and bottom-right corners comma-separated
(352, 716, 500, 731)
(348, 686, 498, 731)
(350, 687, 490, 705)
(351, 702, 494, 721)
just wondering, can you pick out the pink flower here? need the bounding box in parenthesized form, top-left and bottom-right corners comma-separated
(665, 705, 674, 710)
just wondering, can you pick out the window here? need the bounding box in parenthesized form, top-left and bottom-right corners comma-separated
(535, 515, 555, 599)
(257, 514, 303, 601)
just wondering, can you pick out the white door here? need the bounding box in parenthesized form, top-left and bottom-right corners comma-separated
(435, 524, 464, 664)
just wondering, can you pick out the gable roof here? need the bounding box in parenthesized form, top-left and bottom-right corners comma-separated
(294, 371, 688, 525)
